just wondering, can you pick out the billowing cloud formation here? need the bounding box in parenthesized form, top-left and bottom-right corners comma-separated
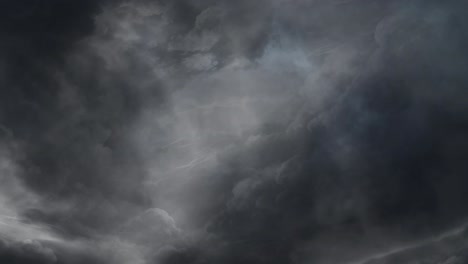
(1, 0, 468, 263)
(0, 239, 57, 264)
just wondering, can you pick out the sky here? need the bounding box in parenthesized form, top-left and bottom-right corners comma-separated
(1, 0, 468, 263)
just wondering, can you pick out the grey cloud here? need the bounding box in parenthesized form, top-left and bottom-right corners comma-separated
(2, 0, 468, 264)
(120, 208, 181, 246)
(0, 239, 57, 264)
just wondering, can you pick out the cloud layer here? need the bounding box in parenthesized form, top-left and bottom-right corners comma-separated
(2, 0, 468, 263)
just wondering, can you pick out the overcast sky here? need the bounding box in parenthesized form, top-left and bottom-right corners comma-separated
(1, 1, 468, 263)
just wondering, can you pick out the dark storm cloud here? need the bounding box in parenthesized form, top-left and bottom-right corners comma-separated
(0, 0, 151, 261)
(2, 0, 468, 264)
(0, 239, 56, 264)
(151, 1, 468, 264)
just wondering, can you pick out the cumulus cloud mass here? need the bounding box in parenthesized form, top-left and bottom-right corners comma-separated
(2, 0, 468, 263)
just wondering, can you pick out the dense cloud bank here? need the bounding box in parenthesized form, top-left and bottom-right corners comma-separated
(1, 0, 468, 263)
